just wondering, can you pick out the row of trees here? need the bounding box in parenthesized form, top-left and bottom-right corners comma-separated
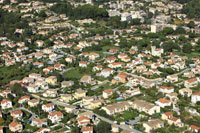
(50, 3, 108, 20)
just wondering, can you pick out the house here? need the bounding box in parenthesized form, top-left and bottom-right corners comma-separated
(35, 40, 44, 47)
(61, 81, 74, 88)
(65, 105, 77, 113)
(54, 63, 65, 71)
(108, 62, 122, 69)
(35, 128, 50, 133)
(88, 52, 99, 60)
(102, 101, 132, 115)
(84, 100, 102, 110)
(143, 119, 164, 133)
(42, 89, 58, 98)
(179, 88, 192, 97)
(155, 98, 172, 108)
(18, 96, 30, 104)
(31, 118, 47, 127)
(22, 77, 34, 84)
(123, 87, 141, 98)
(161, 112, 183, 127)
(159, 86, 174, 94)
(100, 68, 114, 78)
(78, 112, 93, 119)
(28, 99, 40, 107)
(81, 126, 93, 133)
(79, 61, 88, 67)
(45, 76, 57, 86)
(1, 99, 12, 109)
(73, 89, 86, 99)
(151, 46, 164, 57)
(5, 59, 16, 66)
(111, 124, 119, 133)
(60, 94, 73, 102)
(77, 116, 91, 126)
(189, 125, 200, 133)
(9, 122, 23, 132)
(35, 79, 49, 90)
(105, 56, 116, 63)
(42, 103, 54, 112)
(48, 111, 63, 123)
(113, 73, 127, 83)
(11, 110, 23, 120)
(93, 65, 103, 72)
(166, 93, 179, 103)
(29, 73, 41, 79)
(184, 78, 198, 88)
(27, 84, 39, 93)
(82, 97, 94, 106)
(132, 99, 160, 115)
(80, 75, 92, 84)
(191, 92, 200, 103)
(103, 89, 114, 99)
(166, 75, 178, 83)
(183, 72, 195, 78)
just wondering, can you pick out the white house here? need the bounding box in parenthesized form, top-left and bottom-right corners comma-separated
(42, 103, 55, 112)
(191, 92, 200, 103)
(155, 98, 171, 108)
(1, 99, 12, 109)
(48, 111, 63, 123)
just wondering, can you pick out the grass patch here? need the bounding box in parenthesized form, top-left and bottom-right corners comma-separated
(64, 69, 84, 80)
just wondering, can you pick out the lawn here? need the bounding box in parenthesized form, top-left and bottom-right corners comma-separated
(64, 69, 84, 80)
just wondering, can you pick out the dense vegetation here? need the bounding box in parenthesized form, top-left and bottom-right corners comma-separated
(50, 3, 108, 19)
(182, 0, 200, 19)
(0, 9, 29, 40)
(171, 0, 190, 4)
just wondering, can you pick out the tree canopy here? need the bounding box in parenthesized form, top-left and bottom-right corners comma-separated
(182, 0, 200, 19)
(50, 3, 108, 20)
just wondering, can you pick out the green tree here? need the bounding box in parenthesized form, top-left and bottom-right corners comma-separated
(10, 83, 24, 97)
(187, 21, 195, 28)
(94, 121, 111, 133)
(182, 43, 193, 53)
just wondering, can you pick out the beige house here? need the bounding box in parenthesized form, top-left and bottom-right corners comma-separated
(28, 99, 40, 107)
(102, 101, 132, 115)
(65, 105, 77, 113)
(132, 99, 160, 115)
(73, 89, 86, 99)
(111, 124, 119, 132)
(60, 94, 73, 102)
(179, 88, 192, 97)
(161, 112, 183, 127)
(143, 119, 164, 133)
(80, 75, 92, 84)
(184, 78, 198, 88)
(9, 122, 23, 132)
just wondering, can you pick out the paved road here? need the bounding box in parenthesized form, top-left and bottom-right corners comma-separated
(31, 94, 140, 133)
(91, 80, 109, 90)
(10, 107, 38, 121)
(126, 72, 163, 85)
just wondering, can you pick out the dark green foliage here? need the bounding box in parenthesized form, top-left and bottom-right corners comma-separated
(50, 3, 108, 20)
(171, 0, 190, 4)
(187, 21, 195, 28)
(106, 16, 129, 29)
(163, 41, 180, 52)
(94, 121, 111, 133)
(11, 83, 25, 97)
(0, 9, 29, 41)
(183, 0, 200, 19)
(182, 43, 193, 53)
